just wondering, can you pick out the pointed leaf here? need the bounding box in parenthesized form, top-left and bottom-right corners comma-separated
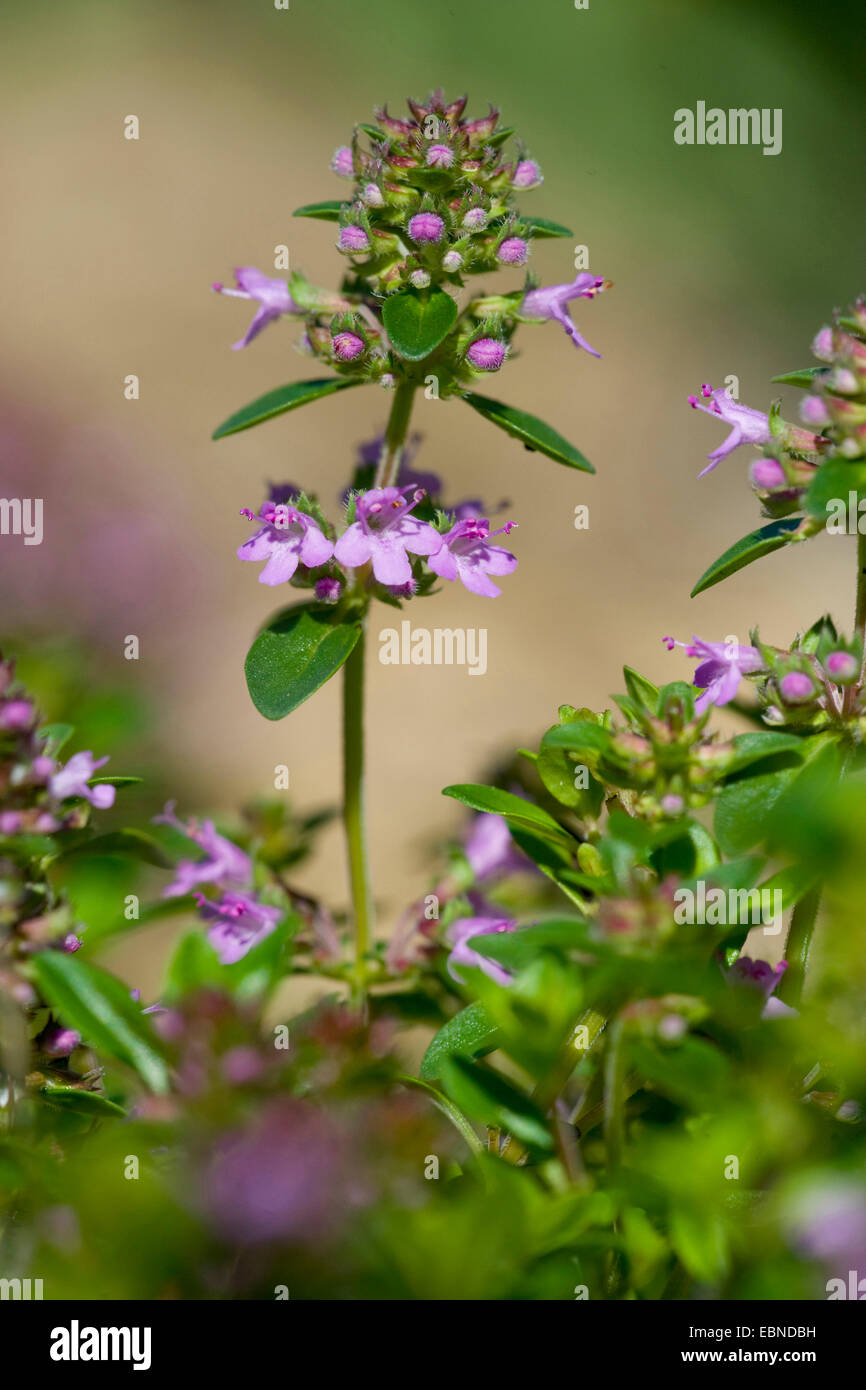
(804, 459, 866, 520)
(771, 367, 825, 389)
(245, 603, 362, 720)
(442, 783, 577, 851)
(292, 200, 344, 221)
(382, 288, 458, 361)
(519, 216, 573, 239)
(55, 829, 171, 869)
(213, 378, 362, 439)
(31, 952, 169, 1094)
(462, 394, 594, 472)
(420, 1002, 501, 1080)
(691, 518, 801, 597)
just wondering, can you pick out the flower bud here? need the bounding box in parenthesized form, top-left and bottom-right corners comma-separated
(330, 146, 354, 178)
(512, 159, 543, 189)
(779, 670, 817, 704)
(339, 225, 371, 254)
(442, 250, 463, 272)
(361, 183, 384, 208)
(0, 811, 22, 834)
(410, 269, 431, 289)
(750, 457, 786, 490)
(660, 793, 685, 817)
(0, 699, 34, 730)
(332, 331, 365, 361)
(812, 327, 834, 362)
(315, 577, 342, 603)
(828, 367, 859, 395)
(41, 1025, 81, 1058)
(497, 236, 529, 266)
(466, 337, 506, 371)
(824, 650, 859, 684)
(462, 207, 488, 231)
(425, 143, 454, 169)
(800, 395, 830, 428)
(408, 212, 445, 244)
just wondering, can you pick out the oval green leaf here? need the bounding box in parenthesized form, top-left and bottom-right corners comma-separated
(442, 783, 577, 851)
(213, 378, 362, 440)
(420, 1002, 501, 1080)
(382, 288, 458, 361)
(462, 394, 594, 472)
(804, 459, 866, 520)
(32, 952, 169, 1094)
(245, 603, 362, 721)
(691, 518, 801, 597)
(520, 216, 573, 238)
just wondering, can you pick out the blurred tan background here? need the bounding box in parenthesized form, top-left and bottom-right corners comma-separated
(2, 0, 864, 967)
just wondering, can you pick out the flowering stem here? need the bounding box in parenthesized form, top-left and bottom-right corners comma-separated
(344, 379, 418, 1004)
(344, 628, 373, 1003)
(375, 379, 417, 489)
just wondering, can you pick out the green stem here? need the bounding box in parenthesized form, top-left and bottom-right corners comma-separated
(343, 629, 373, 1003)
(602, 1015, 626, 1172)
(779, 884, 820, 1008)
(375, 379, 417, 489)
(343, 379, 418, 1004)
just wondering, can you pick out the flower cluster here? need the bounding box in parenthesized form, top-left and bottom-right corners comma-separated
(665, 619, 864, 731)
(237, 467, 518, 603)
(213, 91, 609, 390)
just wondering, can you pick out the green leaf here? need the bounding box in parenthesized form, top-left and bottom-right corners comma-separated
(245, 603, 362, 721)
(55, 829, 171, 869)
(724, 731, 805, 776)
(37, 723, 75, 755)
(440, 1056, 553, 1151)
(691, 518, 801, 597)
(212, 378, 362, 440)
(37, 1081, 126, 1120)
(292, 200, 344, 221)
(543, 720, 612, 757)
(770, 367, 825, 388)
(804, 459, 866, 520)
(715, 762, 801, 855)
(520, 216, 573, 239)
(462, 394, 594, 473)
(471, 918, 592, 972)
(31, 953, 169, 1094)
(382, 288, 458, 360)
(420, 1002, 501, 1080)
(442, 784, 577, 851)
(623, 667, 659, 710)
(88, 775, 143, 789)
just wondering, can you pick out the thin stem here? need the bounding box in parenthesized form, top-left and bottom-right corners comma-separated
(779, 884, 820, 1008)
(343, 378, 418, 1005)
(343, 629, 373, 1003)
(375, 379, 417, 489)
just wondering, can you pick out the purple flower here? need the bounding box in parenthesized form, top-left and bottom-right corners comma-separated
(664, 635, 763, 715)
(787, 1178, 866, 1274)
(497, 236, 529, 266)
(463, 812, 525, 881)
(825, 651, 859, 683)
(195, 891, 282, 965)
(512, 159, 543, 189)
(426, 143, 454, 168)
(427, 517, 517, 597)
(334, 487, 441, 586)
(203, 1099, 346, 1245)
(154, 801, 252, 899)
(750, 457, 786, 489)
(688, 384, 772, 477)
(662, 635, 761, 714)
(238, 501, 334, 585)
(522, 272, 606, 357)
(408, 212, 445, 244)
(330, 145, 354, 177)
(339, 225, 370, 254)
(779, 671, 816, 704)
(50, 752, 116, 809)
(212, 267, 302, 350)
(447, 917, 517, 986)
(466, 337, 507, 371)
(332, 330, 365, 361)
